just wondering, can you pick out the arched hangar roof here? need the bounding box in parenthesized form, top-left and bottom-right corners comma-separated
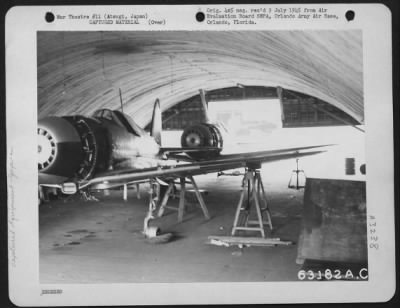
(37, 30, 363, 126)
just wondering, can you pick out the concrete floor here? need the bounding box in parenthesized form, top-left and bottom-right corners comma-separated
(39, 167, 306, 283)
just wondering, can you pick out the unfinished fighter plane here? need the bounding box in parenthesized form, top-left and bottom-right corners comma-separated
(38, 98, 329, 237)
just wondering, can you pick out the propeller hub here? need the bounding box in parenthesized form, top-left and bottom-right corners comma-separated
(185, 133, 201, 147)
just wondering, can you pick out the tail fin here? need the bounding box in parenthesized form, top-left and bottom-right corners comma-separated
(150, 98, 162, 145)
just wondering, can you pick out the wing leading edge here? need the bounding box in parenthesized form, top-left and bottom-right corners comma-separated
(79, 145, 331, 190)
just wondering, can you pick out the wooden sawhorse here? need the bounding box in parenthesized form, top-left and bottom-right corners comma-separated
(231, 167, 273, 238)
(157, 176, 210, 222)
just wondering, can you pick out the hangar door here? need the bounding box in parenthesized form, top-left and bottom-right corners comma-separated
(208, 99, 282, 143)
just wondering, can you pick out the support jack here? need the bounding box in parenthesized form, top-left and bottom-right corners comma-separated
(288, 158, 306, 190)
(231, 166, 273, 238)
(208, 165, 293, 247)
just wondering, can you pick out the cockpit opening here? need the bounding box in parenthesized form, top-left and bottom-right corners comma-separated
(92, 109, 147, 137)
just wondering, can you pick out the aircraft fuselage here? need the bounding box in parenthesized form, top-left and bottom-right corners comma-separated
(38, 109, 160, 185)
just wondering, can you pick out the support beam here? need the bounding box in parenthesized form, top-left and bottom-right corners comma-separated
(276, 86, 285, 121)
(157, 181, 175, 217)
(123, 184, 127, 201)
(178, 177, 186, 222)
(188, 176, 210, 220)
(136, 183, 141, 199)
(199, 89, 210, 123)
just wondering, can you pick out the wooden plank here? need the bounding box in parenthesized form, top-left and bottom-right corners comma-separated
(233, 227, 264, 231)
(208, 235, 292, 246)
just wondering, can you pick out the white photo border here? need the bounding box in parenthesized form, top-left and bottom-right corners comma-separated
(6, 4, 394, 306)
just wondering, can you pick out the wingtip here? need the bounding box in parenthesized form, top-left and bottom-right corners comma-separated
(317, 143, 337, 148)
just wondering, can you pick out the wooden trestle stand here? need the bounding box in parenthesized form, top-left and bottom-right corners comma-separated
(208, 163, 292, 247)
(157, 176, 210, 222)
(231, 165, 273, 238)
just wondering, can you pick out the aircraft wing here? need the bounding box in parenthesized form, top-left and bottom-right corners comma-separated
(160, 144, 331, 159)
(161, 146, 221, 154)
(79, 145, 329, 190)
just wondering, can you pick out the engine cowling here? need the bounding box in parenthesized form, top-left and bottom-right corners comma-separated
(38, 117, 86, 182)
(38, 116, 109, 184)
(180, 123, 224, 160)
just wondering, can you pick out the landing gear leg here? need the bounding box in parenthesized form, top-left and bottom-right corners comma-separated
(143, 179, 161, 238)
(80, 190, 99, 201)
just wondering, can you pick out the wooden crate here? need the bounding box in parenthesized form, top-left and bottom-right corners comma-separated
(297, 178, 367, 264)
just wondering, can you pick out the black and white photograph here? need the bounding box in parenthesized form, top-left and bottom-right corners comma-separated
(6, 4, 395, 306)
(36, 29, 367, 284)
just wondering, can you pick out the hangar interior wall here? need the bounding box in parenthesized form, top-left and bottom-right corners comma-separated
(160, 87, 359, 131)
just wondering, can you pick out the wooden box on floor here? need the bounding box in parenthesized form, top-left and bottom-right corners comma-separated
(297, 178, 367, 264)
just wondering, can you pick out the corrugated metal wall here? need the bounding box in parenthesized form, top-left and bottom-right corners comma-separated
(37, 31, 363, 126)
